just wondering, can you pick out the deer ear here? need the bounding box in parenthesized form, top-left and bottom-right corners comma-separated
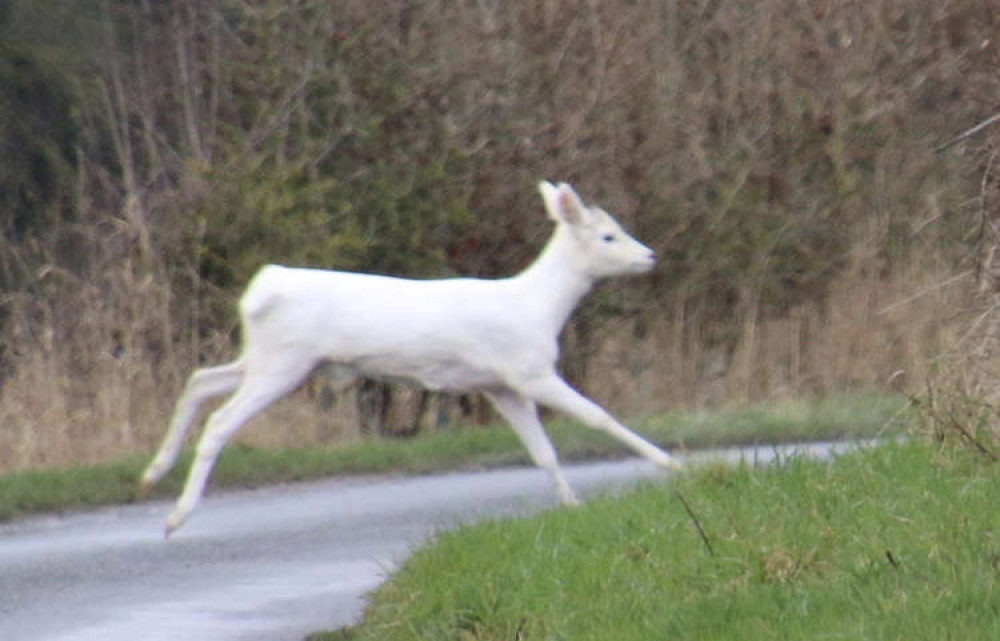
(555, 183, 587, 225)
(538, 180, 562, 223)
(538, 180, 587, 225)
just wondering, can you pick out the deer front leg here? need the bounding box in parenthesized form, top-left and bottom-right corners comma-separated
(486, 389, 579, 505)
(524, 374, 683, 471)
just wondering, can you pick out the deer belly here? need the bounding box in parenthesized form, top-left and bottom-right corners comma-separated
(353, 353, 503, 392)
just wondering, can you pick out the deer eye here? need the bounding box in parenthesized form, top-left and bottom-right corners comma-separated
(602, 233, 616, 243)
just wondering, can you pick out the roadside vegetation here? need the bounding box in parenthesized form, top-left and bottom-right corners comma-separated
(314, 438, 999, 641)
(1, 0, 997, 473)
(0, 393, 907, 521)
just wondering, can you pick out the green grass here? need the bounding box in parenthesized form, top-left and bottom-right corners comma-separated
(0, 392, 908, 521)
(321, 440, 1000, 641)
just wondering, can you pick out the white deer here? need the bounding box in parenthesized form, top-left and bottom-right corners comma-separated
(141, 181, 682, 537)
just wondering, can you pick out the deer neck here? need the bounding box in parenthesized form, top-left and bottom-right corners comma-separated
(514, 226, 595, 333)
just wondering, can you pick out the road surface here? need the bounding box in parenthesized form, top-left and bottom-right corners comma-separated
(0, 442, 857, 641)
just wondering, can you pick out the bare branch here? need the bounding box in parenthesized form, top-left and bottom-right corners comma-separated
(877, 270, 974, 315)
(935, 112, 1000, 154)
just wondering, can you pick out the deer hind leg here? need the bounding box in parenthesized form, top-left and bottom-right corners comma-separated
(140, 360, 246, 494)
(165, 357, 315, 537)
(486, 389, 579, 505)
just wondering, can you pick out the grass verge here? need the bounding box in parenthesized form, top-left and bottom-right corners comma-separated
(0, 392, 908, 521)
(318, 439, 999, 641)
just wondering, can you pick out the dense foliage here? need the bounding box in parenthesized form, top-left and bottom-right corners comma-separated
(0, 0, 996, 469)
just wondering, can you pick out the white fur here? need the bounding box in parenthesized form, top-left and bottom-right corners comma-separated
(142, 181, 682, 537)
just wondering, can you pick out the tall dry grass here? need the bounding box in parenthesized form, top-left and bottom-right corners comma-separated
(914, 125, 999, 452)
(579, 245, 969, 417)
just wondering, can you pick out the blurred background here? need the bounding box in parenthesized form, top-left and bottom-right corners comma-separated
(0, 0, 996, 471)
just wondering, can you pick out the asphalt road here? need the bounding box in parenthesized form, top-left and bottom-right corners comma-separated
(0, 442, 853, 641)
